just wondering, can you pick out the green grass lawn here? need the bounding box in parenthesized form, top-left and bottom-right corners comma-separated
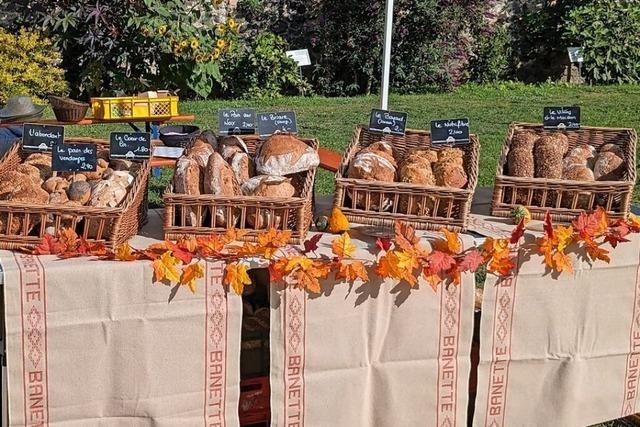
(66, 83, 640, 204)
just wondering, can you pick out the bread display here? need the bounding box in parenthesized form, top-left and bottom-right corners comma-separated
(510, 131, 538, 150)
(346, 143, 397, 210)
(255, 134, 319, 176)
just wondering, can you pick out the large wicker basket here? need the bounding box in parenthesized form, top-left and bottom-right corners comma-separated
(492, 122, 637, 222)
(0, 137, 150, 250)
(163, 135, 317, 244)
(48, 95, 89, 122)
(333, 125, 480, 232)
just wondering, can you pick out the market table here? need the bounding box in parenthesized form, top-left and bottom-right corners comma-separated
(2, 193, 640, 427)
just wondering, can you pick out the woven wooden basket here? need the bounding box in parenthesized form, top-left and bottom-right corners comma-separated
(48, 95, 90, 122)
(0, 137, 150, 250)
(163, 135, 317, 244)
(492, 122, 637, 222)
(333, 125, 480, 232)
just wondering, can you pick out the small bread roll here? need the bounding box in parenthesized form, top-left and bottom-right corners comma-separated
(49, 190, 69, 204)
(433, 161, 468, 188)
(255, 134, 319, 176)
(68, 173, 87, 182)
(82, 158, 109, 181)
(67, 181, 92, 205)
(563, 165, 595, 181)
(43, 176, 69, 194)
(594, 151, 624, 181)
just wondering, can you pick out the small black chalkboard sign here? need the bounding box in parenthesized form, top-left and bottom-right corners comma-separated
(110, 132, 151, 160)
(52, 142, 97, 172)
(543, 106, 581, 130)
(218, 109, 257, 135)
(368, 109, 408, 136)
(22, 123, 64, 152)
(257, 111, 298, 137)
(430, 118, 470, 145)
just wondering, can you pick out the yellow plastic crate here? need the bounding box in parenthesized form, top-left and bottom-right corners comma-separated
(90, 96, 179, 120)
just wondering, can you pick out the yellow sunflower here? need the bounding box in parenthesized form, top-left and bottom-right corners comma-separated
(180, 40, 188, 48)
(217, 24, 226, 35)
(228, 18, 236, 29)
(158, 25, 168, 35)
(212, 48, 221, 60)
(190, 38, 199, 50)
(216, 39, 227, 50)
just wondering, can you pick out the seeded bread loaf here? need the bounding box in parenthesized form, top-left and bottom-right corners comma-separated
(510, 131, 539, 151)
(507, 147, 534, 177)
(534, 136, 567, 179)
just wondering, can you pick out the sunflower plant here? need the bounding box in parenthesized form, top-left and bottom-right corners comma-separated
(132, 0, 240, 98)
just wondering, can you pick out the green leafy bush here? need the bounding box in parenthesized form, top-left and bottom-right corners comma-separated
(0, 28, 68, 103)
(565, 0, 640, 84)
(217, 32, 311, 99)
(469, 25, 512, 84)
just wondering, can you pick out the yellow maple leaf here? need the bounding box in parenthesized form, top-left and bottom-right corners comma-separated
(255, 228, 292, 259)
(537, 236, 555, 268)
(222, 228, 250, 244)
(375, 250, 418, 286)
(331, 232, 356, 258)
(328, 207, 350, 233)
(285, 256, 314, 273)
(433, 228, 462, 254)
(197, 235, 225, 257)
(152, 252, 182, 284)
(552, 251, 574, 274)
(335, 260, 369, 282)
(114, 242, 139, 261)
(293, 261, 330, 294)
(555, 225, 574, 252)
(224, 262, 252, 295)
(180, 262, 204, 293)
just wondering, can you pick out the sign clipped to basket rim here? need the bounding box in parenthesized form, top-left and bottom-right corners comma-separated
(431, 118, 470, 145)
(109, 132, 151, 160)
(369, 109, 407, 136)
(22, 123, 64, 152)
(257, 111, 298, 137)
(543, 106, 580, 130)
(52, 142, 97, 172)
(218, 108, 257, 135)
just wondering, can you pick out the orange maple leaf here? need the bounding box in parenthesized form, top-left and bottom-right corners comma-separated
(584, 238, 611, 263)
(552, 251, 574, 274)
(222, 228, 250, 244)
(31, 234, 63, 255)
(292, 261, 330, 294)
(394, 220, 419, 252)
(331, 232, 356, 259)
(224, 262, 251, 295)
(58, 227, 81, 252)
(537, 236, 555, 268)
(256, 228, 292, 259)
(197, 235, 226, 257)
(114, 242, 140, 261)
(269, 257, 290, 282)
(488, 251, 516, 276)
(328, 207, 350, 233)
(152, 252, 182, 283)
(335, 260, 369, 283)
(375, 250, 418, 286)
(433, 228, 462, 254)
(180, 262, 204, 293)
(422, 270, 442, 292)
(555, 225, 574, 252)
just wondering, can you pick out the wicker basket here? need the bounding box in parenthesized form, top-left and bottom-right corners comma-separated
(333, 125, 480, 232)
(163, 135, 317, 244)
(492, 122, 637, 222)
(48, 95, 90, 122)
(0, 137, 150, 250)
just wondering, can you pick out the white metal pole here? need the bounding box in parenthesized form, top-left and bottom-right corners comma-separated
(380, 0, 394, 110)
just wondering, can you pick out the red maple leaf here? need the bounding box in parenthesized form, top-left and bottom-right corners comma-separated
(604, 224, 631, 248)
(165, 240, 193, 264)
(543, 211, 555, 239)
(458, 249, 484, 273)
(302, 234, 322, 254)
(510, 217, 526, 244)
(375, 237, 392, 252)
(572, 212, 599, 239)
(31, 234, 63, 255)
(428, 251, 456, 275)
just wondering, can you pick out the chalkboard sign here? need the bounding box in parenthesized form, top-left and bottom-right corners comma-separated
(218, 109, 257, 135)
(52, 142, 97, 172)
(543, 107, 580, 130)
(22, 123, 64, 152)
(430, 118, 470, 145)
(368, 109, 408, 136)
(257, 111, 298, 137)
(110, 132, 151, 160)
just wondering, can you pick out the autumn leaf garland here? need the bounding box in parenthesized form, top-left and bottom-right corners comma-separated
(22, 208, 640, 299)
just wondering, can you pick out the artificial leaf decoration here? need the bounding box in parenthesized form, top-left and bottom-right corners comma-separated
(335, 260, 369, 283)
(555, 225, 574, 252)
(328, 207, 350, 233)
(394, 220, 419, 252)
(543, 211, 555, 239)
(584, 239, 611, 263)
(488, 251, 516, 276)
(552, 251, 574, 273)
(180, 262, 204, 293)
(331, 232, 356, 259)
(286, 256, 314, 273)
(114, 242, 140, 261)
(433, 228, 462, 254)
(256, 228, 292, 259)
(224, 262, 251, 295)
(31, 233, 63, 255)
(375, 250, 419, 286)
(293, 262, 330, 294)
(152, 252, 182, 284)
(375, 237, 392, 252)
(458, 249, 484, 273)
(427, 251, 456, 275)
(573, 211, 600, 240)
(197, 235, 226, 257)
(510, 218, 526, 244)
(303, 233, 322, 254)
(166, 240, 194, 264)
(223, 228, 250, 244)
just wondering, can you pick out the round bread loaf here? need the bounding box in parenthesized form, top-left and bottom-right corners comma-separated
(599, 143, 623, 157)
(24, 153, 52, 180)
(89, 180, 128, 208)
(16, 164, 42, 182)
(510, 131, 539, 150)
(82, 158, 109, 181)
(106, 171, 134, 188)
(204, 152, 240, 227)
(43, 177, 69, 194)
(437, 147, 465, 166)
(67, 181, 93, 205)
(347, 149, 397, 182)
(507, 147, 534, 177)
(562, 155, 589, 170)
(567, 144, 595, 162)
(49, 190, 69, 204)
(399, 157, 435, 185)
(0, 171, 43, 200)
(0, 183, 49, 234)
(563, 165, 595, 181)
(255, 134, 319, 176)
(433, 161, 468, 188)
(109, 159, 133, 171)
(594, 151, 624, 181)
(68, 173, 87, 182)
(367, 141, 394, 157)
(243, 176, 296, 229)
(402, 149, 438, 165)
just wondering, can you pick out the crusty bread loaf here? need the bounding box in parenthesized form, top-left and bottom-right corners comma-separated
(399, 159, 435, 185)
(433, 161, 468, 188)
(204, 152, 240, 227)
(106, 171, 134, 188)
(437, 147, 465, 166)
(173, 156, 201, 226)
(230, 152, 254, 184)
(507, 147, 534, 177)
(43, 176, 69, 193)
(594, 151, 624, 181)
(89, 180, 128, 208)
(567, 144, 595, 162)
(403, 149, 438, 165)
(599, 143, 623, 157)
(195, 130, 218, 151)
(346, 147, 396, 210)
(187, 139, 215, 169)
(0, 171, 44, 200)
(24, 153, 52, 180)
(67, 181, 93, 205)
(563, 165, 595, 181)
(255, 134, 319, 176)
(398, 155, 436, 215)
(367, 141, 394, 157)
(243, 175, 296, 228)
(219, 135, 249, 162)
(49, 190, 69, 204)
(16, 164, 42, 182)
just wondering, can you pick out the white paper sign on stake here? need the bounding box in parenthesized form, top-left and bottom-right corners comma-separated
(286, 49, 311, 67)
(567, 47, 584, 63)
